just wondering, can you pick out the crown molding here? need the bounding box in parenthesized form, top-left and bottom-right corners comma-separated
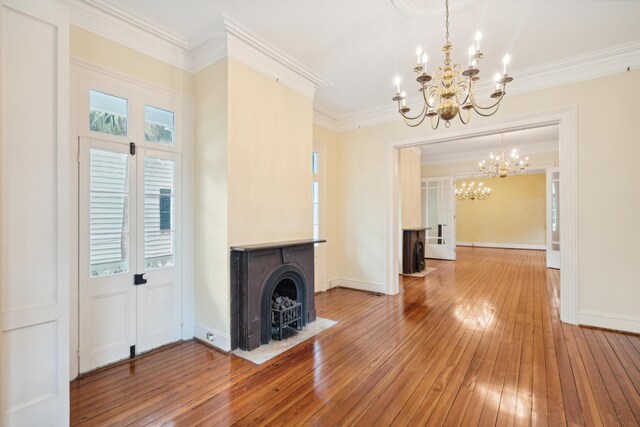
(62, 0, 193, 70)
(318, 39, 640, 132)
(420, 140, 559, 165)
(62, 1, 330, 99)
(313, 105, 341, 132)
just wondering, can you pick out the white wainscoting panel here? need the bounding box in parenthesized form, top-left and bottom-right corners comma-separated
(1, 1, 70, 425)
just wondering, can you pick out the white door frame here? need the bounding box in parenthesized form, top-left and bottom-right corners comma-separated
(386, 106, 579, 324)
(69, 60, 194, 379)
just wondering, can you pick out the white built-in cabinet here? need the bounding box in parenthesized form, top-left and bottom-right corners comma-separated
(1, 0, 70, 425)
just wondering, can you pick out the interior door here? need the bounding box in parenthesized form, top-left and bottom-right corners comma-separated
(546, 168, 560, 269)
(422, 177, 457, 260)
(79, 138, 137, 372)
(79, 138, 181, 373)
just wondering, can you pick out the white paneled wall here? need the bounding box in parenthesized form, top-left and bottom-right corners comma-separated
(1, 0, 70, 425)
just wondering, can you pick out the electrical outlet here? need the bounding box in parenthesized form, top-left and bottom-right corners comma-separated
(206, 332, 215, 341)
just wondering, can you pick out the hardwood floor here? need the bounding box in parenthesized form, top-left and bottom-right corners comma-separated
(70, 247, 640, 426)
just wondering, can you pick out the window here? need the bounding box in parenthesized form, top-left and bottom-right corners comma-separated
(145, 105, 175, 146)
(312, 152, 320, 240)
(89, 90, 128, 136)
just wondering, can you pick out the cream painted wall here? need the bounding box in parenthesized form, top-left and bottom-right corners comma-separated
(70, 25, 194, 96)
(193, 58, 314, 344)
(336, 70, 640, 326)
(400, 148, 422, 229)
(313, 124, 342, 282)
(456, 174, 546, 246)
(421, 150, 559, 178)
(194, 60, 229, 339)
(227, 59, 313, 246)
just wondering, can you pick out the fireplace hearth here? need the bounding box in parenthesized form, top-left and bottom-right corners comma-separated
(230, 239, 325, 351)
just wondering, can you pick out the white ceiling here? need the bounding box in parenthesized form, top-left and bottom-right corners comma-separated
(420, 125, 559, 164)
(105, 0, 640, 117)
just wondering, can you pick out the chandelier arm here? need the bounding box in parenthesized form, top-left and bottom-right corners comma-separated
(471, 102, 501, 117)
(470, 90, 505, 111)
(421, 85, 436, 107)
(403, 113, 429, 128)
(458, 108, 471, 125)
(456, 81, 470, 105)
(430, 114, 441, 130)
(399, 103, 428, 121)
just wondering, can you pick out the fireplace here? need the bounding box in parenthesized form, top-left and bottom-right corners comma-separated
(230, 239, 324, 351)
(402, 228, 426, 274)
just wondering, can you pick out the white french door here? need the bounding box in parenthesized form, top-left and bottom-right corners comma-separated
(79, 137, 181, 373)
(546, 168, 560, 269)
(422, 177, 457, 260)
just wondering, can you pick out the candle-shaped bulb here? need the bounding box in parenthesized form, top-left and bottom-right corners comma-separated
(502, 54, 511, 74)
(475, 31, 482, 51)
(401, 91, 406, 107)
(416, 47, 422, 64)
(394, 75, 401, 93)
(421, 53, 428, 72)
(468, 45, 476, 66)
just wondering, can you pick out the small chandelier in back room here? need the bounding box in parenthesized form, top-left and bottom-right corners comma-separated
(392, 0, 513, 129)
(479, 134, 529, 178)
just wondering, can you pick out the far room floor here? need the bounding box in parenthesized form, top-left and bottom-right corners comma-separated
(70, 247, 640, 425)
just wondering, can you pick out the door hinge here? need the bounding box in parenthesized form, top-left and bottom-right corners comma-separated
(130, 345, 136, 359)
(130, 142, 136, 156)
(77, 348, 80, 359)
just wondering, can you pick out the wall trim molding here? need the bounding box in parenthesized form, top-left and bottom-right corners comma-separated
(328, 278, 386, 295)
(579, 311, 640, 335)
(63, 1, 330, 99)
(421, 140, 558, 166)
(457, 242, 546, 251)
(194, 324, 231, 352)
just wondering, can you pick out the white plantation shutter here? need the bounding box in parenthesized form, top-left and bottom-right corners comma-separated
(144, 156, 175, 269)
(89, 149, 129, 276)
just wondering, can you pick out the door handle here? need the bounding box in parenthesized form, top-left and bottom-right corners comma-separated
(134, 273, 148, 285)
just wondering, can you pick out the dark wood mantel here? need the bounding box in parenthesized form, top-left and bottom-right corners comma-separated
(231, 239, 326, 252)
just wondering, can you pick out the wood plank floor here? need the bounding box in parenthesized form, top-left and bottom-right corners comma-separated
(70, 247, 640, 426)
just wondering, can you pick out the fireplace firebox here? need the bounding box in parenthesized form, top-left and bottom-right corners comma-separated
(230, 239, 325, 351)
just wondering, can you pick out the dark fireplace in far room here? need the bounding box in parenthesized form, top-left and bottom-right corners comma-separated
(403, 228, 426, 274)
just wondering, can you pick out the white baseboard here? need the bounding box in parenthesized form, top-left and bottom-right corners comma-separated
(194, 324, 231, 352)
(328, 278, 386, 294)
(579, 311, 640, 334)
(457, 242, 546, 251)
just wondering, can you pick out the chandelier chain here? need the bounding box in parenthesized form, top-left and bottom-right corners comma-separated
(445, 0, 450, 43)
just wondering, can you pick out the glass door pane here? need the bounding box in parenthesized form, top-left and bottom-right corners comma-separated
(89, 149, 130, 277)
(143, 157, 175, 270)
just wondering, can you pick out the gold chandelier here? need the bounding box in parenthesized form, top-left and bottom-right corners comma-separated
(455, 181, 491, 201)
(479, 135, 529, 178)
(392, 0, 513, 129)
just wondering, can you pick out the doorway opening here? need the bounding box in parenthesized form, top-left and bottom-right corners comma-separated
(389, 108, 578, 325)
